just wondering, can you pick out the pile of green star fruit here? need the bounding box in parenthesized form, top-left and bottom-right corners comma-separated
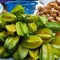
(0, 5, 60, 60)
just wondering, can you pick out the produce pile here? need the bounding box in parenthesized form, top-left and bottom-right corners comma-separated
(0, 5, 60, 60)
(37, 1, 60, 22)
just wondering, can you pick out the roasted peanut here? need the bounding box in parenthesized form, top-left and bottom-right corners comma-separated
(37, 1, 60, 22)
(48, 16, 54, 21)
(56, 17, 60, 22)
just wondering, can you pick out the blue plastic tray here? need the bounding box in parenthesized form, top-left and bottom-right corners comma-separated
(5, 1, 38, 14)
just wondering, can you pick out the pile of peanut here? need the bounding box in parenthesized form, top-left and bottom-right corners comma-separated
(37, 1, 60, 22)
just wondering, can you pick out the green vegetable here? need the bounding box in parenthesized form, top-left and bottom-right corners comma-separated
(46, 22, 60, 32)
(38, 15, 48, 26)
(46, 22, 60, 29)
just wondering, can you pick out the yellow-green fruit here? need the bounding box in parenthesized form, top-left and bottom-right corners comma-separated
(22, 35, 43, 49)
(37, 28, 52, 35)
(53, 47, 60, 57)
(28, 23, 37, 32)
(37, 34, 51, 40)
(4, 36, 20, 51)
(0, 46, 5, 57)
(47, 44, 54, 60)
(29, 49, 39, 59)
(0, 46, 10, 58)
(27, 15, 39, 23)
(1, 12, 16, 22)
(51, 36, 60, 45)
(11, 5, 24, 16)
(26, 56, 37, 60)
(0, 31, 7, 38)
(40, 43, 54, 60)
(21, 23, 29, 35)
(6, 24, 16, 33)
(52, 44, 60, 49)
(16, 22, 24, 36)
(13, 44, 28, 60)
(40, 44, 49, 60)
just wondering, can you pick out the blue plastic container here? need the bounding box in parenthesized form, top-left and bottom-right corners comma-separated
(5, 1, 37, 14)
(0, 0, 33, 3)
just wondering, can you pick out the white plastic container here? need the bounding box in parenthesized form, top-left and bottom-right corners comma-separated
(0, 3, 3, 13)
